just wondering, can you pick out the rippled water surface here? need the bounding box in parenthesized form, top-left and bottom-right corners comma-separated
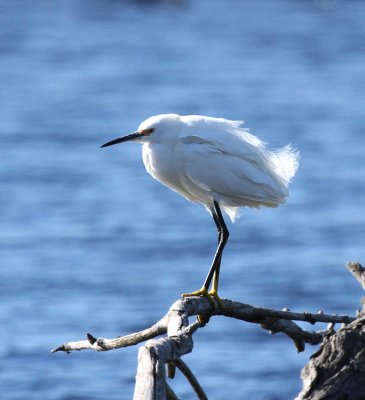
(1, 1, 365, 399)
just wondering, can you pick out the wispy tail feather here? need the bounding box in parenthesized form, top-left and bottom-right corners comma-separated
(269, 145, 300, 186)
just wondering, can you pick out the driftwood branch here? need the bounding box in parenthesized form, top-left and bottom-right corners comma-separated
(171, 359, 208, 400)
(295, 262, 365, 400)
(296, 317, 365, 400)
(51, 259, 365, 400)
(52, 294, 356, 399)
(51, 316, 169, 353)
(346, 261, 365, 291)
(52, 297, 354, 354)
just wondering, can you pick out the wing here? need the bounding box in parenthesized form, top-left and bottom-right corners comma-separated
(176, 135, 288, 206)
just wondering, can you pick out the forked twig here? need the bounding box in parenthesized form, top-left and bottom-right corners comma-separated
(172, 359, 208, 400)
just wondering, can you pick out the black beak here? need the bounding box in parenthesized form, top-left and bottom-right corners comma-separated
(101, 131, 143, 148)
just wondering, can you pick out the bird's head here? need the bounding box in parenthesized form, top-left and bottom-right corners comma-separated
(101, 114, 181, 148)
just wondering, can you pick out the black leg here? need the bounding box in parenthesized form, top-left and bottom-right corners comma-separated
(202, 200, 229, 291)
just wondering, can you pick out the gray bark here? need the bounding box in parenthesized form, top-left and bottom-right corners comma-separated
(296, 262, 365, 400)
(296, 318, 365, 400)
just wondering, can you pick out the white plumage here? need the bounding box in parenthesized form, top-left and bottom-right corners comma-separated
(101, 113, 299, 302)
(138, 114, 299, 221)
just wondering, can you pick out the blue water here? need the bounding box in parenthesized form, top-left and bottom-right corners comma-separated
(1, 1, 365, 399)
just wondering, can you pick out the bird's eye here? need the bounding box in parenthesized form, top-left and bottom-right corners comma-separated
(142, 128, 154, 135)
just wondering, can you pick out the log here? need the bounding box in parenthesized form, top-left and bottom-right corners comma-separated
(296, 318, 365, 400)
(296, 262, 365, 400)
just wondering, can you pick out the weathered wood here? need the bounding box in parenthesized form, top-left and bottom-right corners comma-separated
(51, 298, 353, 354)
(133, 304, 196, 400)
(296, 318, 365, 400)
(346, 262, 365, 291)
(172, 359, 208, 400)
(295, 262, 365, 399)
(134, 339, 169, 400)
(52, 274, 359, 400)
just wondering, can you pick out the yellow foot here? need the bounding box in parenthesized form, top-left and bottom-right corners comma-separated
(182, 287, 216, 308)
(182, 288, 223, 324)
(208, 290, 224, 309)
(182, 287, 224, 309)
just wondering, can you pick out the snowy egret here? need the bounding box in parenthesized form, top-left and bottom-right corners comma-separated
(101, 114, 299, 306)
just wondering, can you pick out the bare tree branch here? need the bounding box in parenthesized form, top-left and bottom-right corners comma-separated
(172, 359, 208, 400)
(346, 262, 365, 291)
(51, 261, 363, 399)
(166, 384, 179, 400)
(51, 316, 168, 353)
(52, 297, 355, 355)
(219, 299, 355, 325)
(261, 318, 323, 352)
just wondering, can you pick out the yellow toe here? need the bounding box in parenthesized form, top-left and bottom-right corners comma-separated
(208, 290, 224, 309)
(182, 287, 224, 323)
(182, 287, 216, 308)
(182, 287, 208, 297)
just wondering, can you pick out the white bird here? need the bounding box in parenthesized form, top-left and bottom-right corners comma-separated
(101, 114, 299, 307)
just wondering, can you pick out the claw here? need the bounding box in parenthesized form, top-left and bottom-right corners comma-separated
(197, 314, 210, 324)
